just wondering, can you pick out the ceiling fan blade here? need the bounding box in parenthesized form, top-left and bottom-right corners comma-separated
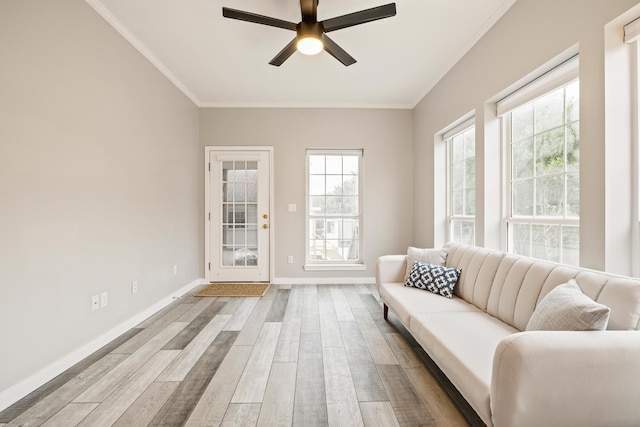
(222, 7, 297, 31)
(322, 34, 356, 66)
(321, 3, 396, 33)
(269, 38, 298, 66)
(300, 0, 318, 22)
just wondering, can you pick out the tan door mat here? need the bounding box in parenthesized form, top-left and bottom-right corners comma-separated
(195, 282, 271, 297)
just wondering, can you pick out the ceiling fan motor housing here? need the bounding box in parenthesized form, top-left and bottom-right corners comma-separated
(297, 21, 324, 40)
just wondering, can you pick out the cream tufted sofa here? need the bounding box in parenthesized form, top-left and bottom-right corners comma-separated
(376, 242, 640, 427)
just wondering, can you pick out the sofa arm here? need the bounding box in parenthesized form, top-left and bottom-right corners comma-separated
(491, 331, 640, 427)
(375, 255, 407, 289)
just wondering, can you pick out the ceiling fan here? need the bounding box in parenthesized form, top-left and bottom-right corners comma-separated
(222, 0, 397, 66)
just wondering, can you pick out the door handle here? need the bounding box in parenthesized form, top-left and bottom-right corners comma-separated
(263, 224, 269, 229)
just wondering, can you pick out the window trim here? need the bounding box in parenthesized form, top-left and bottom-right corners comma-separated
(496, 55, 579, 116)
(624, 16, 640, 43)
(304, 148, 365, 270)
(502, 77, 580, 264)
(444, 119, 476, 245)
(625, 23, 640, 276)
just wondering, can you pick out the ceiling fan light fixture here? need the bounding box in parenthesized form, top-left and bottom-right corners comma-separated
(222, 1, 396, 66)
(297, 36, 323, 55)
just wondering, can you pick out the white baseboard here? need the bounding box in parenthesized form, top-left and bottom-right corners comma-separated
(272, 277, 376, 285)
(0, 278, 206, 413)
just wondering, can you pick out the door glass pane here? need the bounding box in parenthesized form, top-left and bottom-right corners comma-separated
(247, 226, 257, 245)
(234, 162, 246, 181)
(233, 247, 258, 266)
(223, 183, 232, 202)
(234, 228, 246, 245)
(221, 159, 260, 268)
(247, 162, 258, 180)
(235, 184, 245, 202)
(232, 207, 243, 225)
(247, 204, 257, 224)
(246, 248, 258, 266)
(222, 162, 233, 181)
(222, 204, 231, 223)
(222, 246, 234, 266)
(247, 181, 257, 202)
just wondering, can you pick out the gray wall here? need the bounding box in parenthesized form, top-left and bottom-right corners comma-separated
(413, 0, 640, 273)
(199, 108, 414, 279)
(0, 0, 201, 396)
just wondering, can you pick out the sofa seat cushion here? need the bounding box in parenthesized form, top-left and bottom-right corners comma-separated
(379, 282, 479, 326)
(409, 311, 518, 425)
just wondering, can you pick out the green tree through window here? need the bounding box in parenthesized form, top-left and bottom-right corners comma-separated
(508, 80, 579, 265)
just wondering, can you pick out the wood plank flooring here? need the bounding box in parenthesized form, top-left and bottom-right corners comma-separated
(0, 284, 484, 427)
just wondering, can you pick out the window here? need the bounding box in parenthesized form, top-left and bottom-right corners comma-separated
(445, 120, 476, 245)
(502, 66, 579, 265)
(306, 150, 363, 267)
(625, 16, 640, 276)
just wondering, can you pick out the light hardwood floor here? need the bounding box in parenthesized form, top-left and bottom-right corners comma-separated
(0, 283, 483, 427)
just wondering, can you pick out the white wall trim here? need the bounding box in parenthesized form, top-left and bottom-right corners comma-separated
(0, 278, 206, 412)
(273, 276, 376, 285)
(84, 0, 201, 107)
(198, 101, 415, 109)
(303, 264, 367, 271)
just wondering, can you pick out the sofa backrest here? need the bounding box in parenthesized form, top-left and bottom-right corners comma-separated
(445, 242, 640, 331)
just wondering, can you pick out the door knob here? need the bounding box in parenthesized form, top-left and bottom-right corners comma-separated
(263, 214, 268, 219)
(263, 224, 269, 229)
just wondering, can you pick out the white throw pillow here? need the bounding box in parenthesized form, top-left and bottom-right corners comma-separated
(404, 246, 447, 282)
(525, 279, 611, 331)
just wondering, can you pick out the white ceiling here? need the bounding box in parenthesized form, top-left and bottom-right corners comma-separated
(87, 0, 517, 108)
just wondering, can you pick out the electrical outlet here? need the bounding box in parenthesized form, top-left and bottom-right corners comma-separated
(288, 204, 296, 212)
(131, 281, 138, 294)
(100, 292, 108, 308)
(91, 295, 99, 311)
(173, 264, 178, 275)
(287, 255, 293, 264)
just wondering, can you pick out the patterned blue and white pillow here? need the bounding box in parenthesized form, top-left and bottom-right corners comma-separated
(404, 261, 461, 299)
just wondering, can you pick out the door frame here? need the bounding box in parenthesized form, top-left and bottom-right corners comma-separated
(204, 146, 274, 283)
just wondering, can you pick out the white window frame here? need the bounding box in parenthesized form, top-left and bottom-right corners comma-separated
(498, 56, 580, 265)
(304, 149, 365, 271)
(444, 117, 476, 245)
(625, 17, 640, 276)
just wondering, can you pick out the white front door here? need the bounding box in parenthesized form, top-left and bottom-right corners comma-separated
(208, 149, 271, 282)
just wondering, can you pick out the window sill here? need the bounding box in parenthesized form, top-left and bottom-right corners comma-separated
(303, 263, 367, 271)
